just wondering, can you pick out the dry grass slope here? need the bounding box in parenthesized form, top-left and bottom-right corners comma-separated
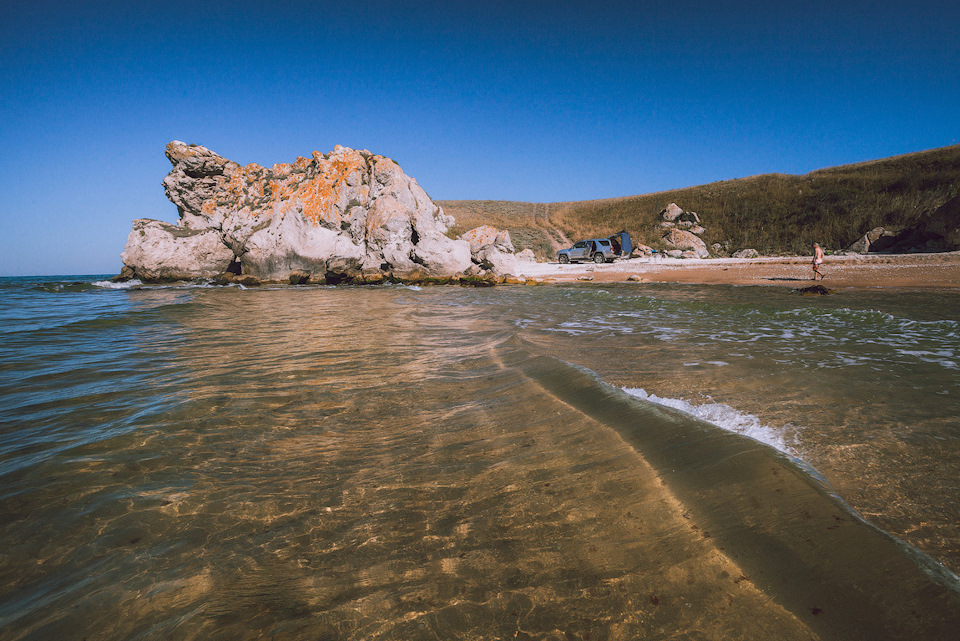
(439, 144, 960, 258)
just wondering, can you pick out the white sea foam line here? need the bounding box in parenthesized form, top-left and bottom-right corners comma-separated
(621, 387, 800, 457)
(93, 279, 142, 289)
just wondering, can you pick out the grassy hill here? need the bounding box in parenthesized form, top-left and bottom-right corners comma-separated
(437, 144, 960, 259)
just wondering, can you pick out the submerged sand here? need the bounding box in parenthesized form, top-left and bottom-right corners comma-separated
(515, 251, 960, 289)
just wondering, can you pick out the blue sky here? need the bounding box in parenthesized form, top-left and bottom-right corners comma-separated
(1, 0, 958, 275)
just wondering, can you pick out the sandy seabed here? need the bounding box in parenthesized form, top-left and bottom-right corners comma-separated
(515, 251, 960, 290)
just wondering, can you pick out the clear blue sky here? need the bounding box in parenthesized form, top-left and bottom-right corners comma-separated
(1, 0, 957, 275)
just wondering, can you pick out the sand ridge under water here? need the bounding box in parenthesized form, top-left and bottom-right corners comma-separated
(1, 278, 958, 639)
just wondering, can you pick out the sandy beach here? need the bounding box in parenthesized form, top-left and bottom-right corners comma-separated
(515, 251, 960, 289)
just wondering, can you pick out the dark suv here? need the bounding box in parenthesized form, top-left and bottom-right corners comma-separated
(557, 238, 618, 264)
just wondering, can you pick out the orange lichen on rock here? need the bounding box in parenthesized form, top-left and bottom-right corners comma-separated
(181, 149, 368, 228)
(460, 225, 501, 251)
(163, 141, 379, 231)
(137, 140, 479, 281)
(286, 152, 367, 227)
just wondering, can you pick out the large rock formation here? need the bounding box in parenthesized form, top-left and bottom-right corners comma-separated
(845, 227, 901, 254)
(662, 228, 710, 258)
(459, 225, 518, 275)
(659, 203, 684, 222)
(121, 142, 497, 283)
(845, 196, 960, 254)
(659, 203, 710, 258)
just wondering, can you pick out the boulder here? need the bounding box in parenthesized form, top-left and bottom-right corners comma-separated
(846, 227, 899, 254)
(460, 225, 510, 253)
(515, 248, 536, 263)
(660, 203, 683, 222)
(111, 265, 136, 282)
(710, 243, 730, 257)
(794, 284, 835, 296)
(288, 270, 311, 285)
(122, 141, 473, 282)
(661, 229, 709, 258)
(461, 225, 518, 275)
(631, 243, 653, 257)
(880, 196, 960, 253)
(732, 248, 760, 259)
(120, 219, 235, 280)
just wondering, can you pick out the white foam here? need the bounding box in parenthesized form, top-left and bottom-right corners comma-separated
(622, 387, 801, 457)
(92, 279, 142, 289)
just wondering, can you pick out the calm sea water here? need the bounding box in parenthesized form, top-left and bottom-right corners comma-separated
(1, 275, 959, 640)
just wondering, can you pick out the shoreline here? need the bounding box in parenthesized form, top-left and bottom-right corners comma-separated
(514, 251, 960, 290)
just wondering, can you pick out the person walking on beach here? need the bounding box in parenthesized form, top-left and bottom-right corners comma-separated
(812, 243, 825, 280)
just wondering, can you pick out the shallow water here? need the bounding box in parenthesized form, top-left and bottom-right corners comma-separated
(1, 277, 958, 640)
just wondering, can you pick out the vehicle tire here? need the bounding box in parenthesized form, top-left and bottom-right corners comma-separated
(593, 253, 606, 264)
(558, 254, 569, 264)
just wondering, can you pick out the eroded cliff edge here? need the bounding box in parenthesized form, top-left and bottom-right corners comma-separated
(120, 142, 518, 284)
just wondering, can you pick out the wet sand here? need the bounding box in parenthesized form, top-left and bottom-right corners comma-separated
(515, 251, 960, 289)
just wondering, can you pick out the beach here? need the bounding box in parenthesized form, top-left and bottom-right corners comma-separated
(516, 251, 960, 289)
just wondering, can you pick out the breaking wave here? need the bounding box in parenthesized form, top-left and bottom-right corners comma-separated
(621, 387, 802, 457)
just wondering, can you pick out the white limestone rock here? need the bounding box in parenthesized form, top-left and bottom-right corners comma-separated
(660, 203, 684, 222)
(121, 219, 235, 280)
(662, 228, 710, 258)
(516, 248, 536, 263)
(460, 225, 519, 275)
(123, 141, 472, 282)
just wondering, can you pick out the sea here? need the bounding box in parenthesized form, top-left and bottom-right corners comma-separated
(1, 275, 959, 640)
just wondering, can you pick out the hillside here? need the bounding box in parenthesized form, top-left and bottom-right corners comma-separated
(437, 144, 960, 259)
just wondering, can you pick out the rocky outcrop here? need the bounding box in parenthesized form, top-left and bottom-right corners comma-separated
(659, 203, 684, 222)
(662, 229, 710, 258)
(732, 248, 760, 259)
(460, 225, 518, 275)
(846, 227, 900, 254)
(631, 243, 653, 257)
(659, 204, 710, 258)
(845, 196, 960, 254)
(515, 248, 536, 263)
(121, 219, 236, 280)
(794, 284, 835, 296)
(120, 141, 512, 283)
